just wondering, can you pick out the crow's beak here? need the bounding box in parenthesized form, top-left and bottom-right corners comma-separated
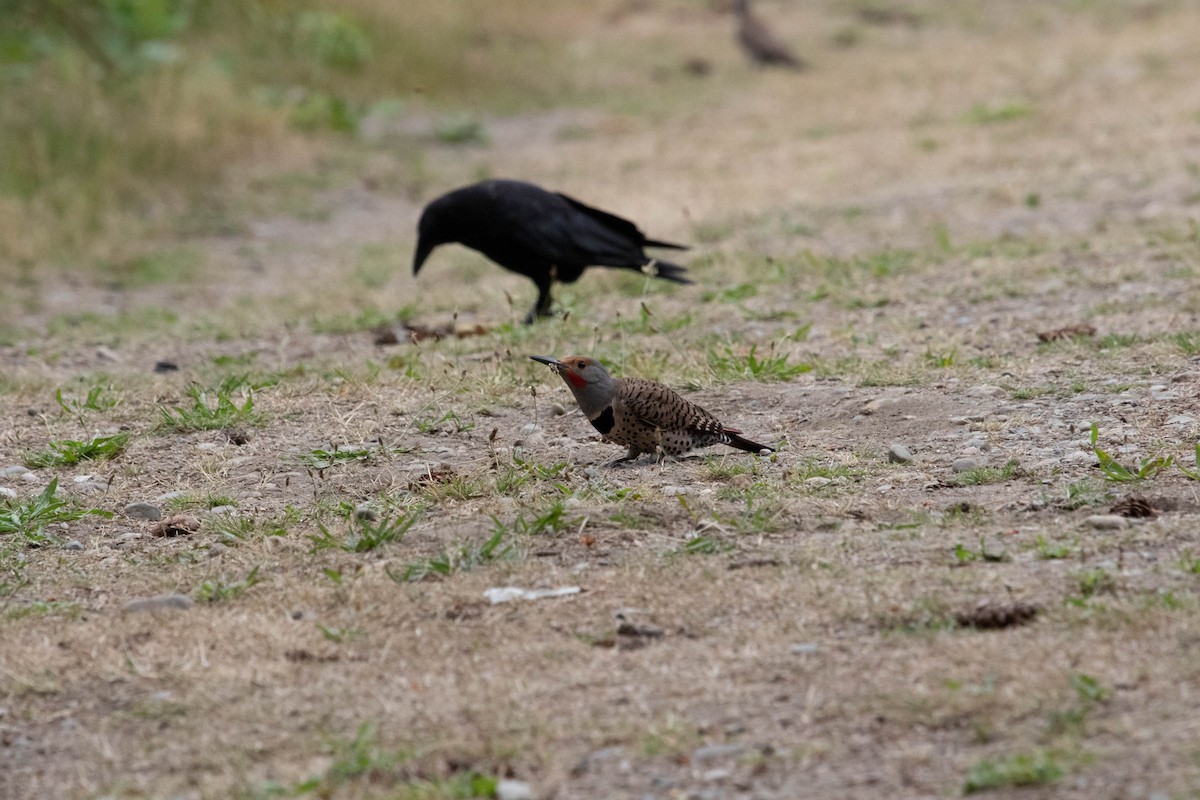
(412, 237, 435, 275)
(529, 355, 564, 372)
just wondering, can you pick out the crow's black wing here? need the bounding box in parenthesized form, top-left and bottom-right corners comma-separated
(556, 193, 688, 251)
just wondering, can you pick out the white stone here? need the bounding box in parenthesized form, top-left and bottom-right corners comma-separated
(1086, 514, 1128, 530)
(496, 780, 534, 800)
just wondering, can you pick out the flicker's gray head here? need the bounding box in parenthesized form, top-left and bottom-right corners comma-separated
(529, 354, 616, 414)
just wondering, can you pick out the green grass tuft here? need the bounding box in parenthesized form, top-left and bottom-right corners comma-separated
(965, 101, 1034, 125)
(0, 478, 113, 546)
(23, 433, 130, 469)
(394, 530, 512, 583)
(309, 511, 421, 554)
(963, 750, 1064, 793)
(157, 386, 263, 432)
(707, 344, 811, 382)
(196, 566, 262, 604)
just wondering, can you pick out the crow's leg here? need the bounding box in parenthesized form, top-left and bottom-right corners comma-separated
(523, 278, 555, 325)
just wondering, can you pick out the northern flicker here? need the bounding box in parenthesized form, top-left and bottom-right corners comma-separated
(734, 0, 806, 70)
(530, 355, 772, 463)
(413, 180, 692, 325)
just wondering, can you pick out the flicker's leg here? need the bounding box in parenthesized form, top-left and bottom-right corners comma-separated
(602, 447, 641, 468)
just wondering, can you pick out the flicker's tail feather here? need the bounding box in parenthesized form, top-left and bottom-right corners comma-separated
(725, 429, 772, 454)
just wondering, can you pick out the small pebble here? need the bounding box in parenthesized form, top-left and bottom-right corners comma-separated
(20, 472, 38, 483)
(64, 540, 84, 551)
(861, 397, 888, 414)
(95, 345, 121, 363)
(952, 458, 980, 473)
(550, 402, 567, 416)
(123, 594, 194, 613)
(662, 485, 690, 496)
(209, 505, 236, 515)
(156, 490, 188, 502)
(693, 743, 749, 761)
(124, 502, 162, 521)
(354, 504, 379, 522)
(887, 444, 913, 463)
(1, 465, 26, 477)
(496, 780, 534, 800)
(1086, 514, 1129, 531)
(790, 642, 820, 655)
(0, 487, 16, 499)
(804, 476, 832, 488)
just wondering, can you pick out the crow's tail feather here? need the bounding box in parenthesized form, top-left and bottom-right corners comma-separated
(725, 429, 772, 454)
(647, 259, 692, 285)
(644, 237, 689, 251)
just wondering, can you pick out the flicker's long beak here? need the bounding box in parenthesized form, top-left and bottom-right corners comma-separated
(529, 355, 564, 372)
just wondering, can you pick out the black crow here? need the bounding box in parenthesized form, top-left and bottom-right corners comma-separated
(412, 179, 691, 324)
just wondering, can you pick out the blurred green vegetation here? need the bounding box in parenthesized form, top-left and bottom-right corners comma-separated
(0, 0, 574, 270)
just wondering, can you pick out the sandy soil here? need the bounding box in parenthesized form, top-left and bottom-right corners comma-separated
(3, 2, 1200, 798)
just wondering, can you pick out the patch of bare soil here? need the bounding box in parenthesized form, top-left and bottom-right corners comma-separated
(4, 3, 1200, 799)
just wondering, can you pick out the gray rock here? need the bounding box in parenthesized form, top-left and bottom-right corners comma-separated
(123, 594, 194, 613)
(155, 490, 188, 503)
(790, 642, 820, 654)
(1, 465, 26, 477)
(804, 476, 832, 488)
(95, 345, 121, 363)
(124, 502, 162, 521)
(63, 540, 84, 551)
(20, 472, 38, 483)
(661, 485, 690, 496)
(550, 402, 567, 416)
(887, 444, 913, 463)
(208, 543, 229, 558)
(496, 780, 534, 800)
(952, 458, 980, 473)
(354, 504, 379, 522)
(209, 505, 237, 515)
(861, 397, 888, 415)
(0, 487, 16, 499)
(1086, 514, 1128, 531)
(693, 743, 748, 761)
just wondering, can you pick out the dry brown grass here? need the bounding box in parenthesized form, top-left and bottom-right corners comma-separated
(4, 1, 1200, 798)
